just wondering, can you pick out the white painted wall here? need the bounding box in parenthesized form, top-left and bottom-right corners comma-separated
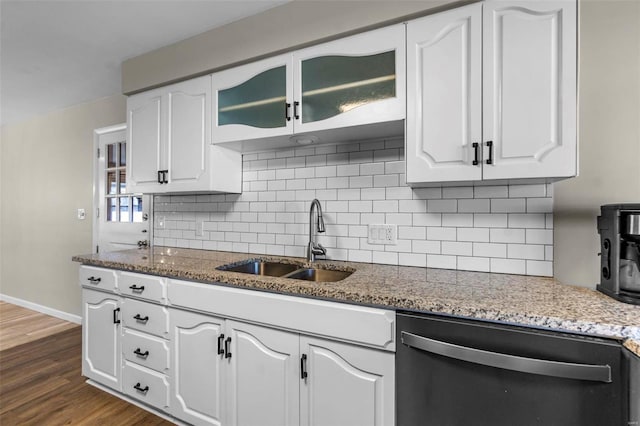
(554, 0, 640, 288)
(0, 95, 126, 316)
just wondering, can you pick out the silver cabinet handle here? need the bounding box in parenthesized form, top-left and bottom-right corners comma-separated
(401, 331, 612, 383)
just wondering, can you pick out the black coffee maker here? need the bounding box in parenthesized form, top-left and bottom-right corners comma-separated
(597, 204, 640, 304)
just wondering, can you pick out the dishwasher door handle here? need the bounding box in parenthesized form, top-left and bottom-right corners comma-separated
(401, 331, 612, 383)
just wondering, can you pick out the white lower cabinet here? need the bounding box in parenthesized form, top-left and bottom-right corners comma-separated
(226, 320, 300, 426)
(169, 307, 394, 426)
(82, 267, 395, 425)
(170, 308, 226, 426)
(300, 336, 395, 426)
(82, 288, 122, 391)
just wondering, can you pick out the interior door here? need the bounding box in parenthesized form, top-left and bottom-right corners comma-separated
(95, 125, 150, 253)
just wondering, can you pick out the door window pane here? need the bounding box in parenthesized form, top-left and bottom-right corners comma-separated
(301, 51, 396, 123)
(218, 66, 287, 129)
(119, 142, 126, 166)
(133, 196, 144, 223)
(119, 197, 130, 222)
(107, 144, 117, 168)
(107, 171, 117, 195)
(119, 170, 127, 194)
(107, 198, 117, 222)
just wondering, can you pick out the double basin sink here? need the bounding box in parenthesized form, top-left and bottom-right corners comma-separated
(217, 259, 353, 283)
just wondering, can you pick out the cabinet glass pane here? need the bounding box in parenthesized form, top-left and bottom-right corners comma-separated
(218, 66, 286, 129)
(301, 51, 396, 123)
(132, 196, 143, 223)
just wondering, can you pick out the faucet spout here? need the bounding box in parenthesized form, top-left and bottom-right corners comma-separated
(307, 199, 327, 262)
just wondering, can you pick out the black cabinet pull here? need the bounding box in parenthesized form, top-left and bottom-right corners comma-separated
(133, 382, 149, 393)
(285, 102, 291, 121)
(486, 141, 494, 165)
(224, 337, 232, 359)
(133, 348, 149, 358)
(301, 354, 308, 379)
(217, 334, 225, 355)
(472, 142, 480, 166)
(163, 170, 169, 184)
(133, 314, 149, 323)
(87, 276, 101, 284)
(113, 308, 120, 324)
(157, 170, 163, 184)
(129, 285, 145, 292)
(293, 101, 300, 120)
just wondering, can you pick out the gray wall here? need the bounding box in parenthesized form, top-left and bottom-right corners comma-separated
(554, 0, 640, 287)
(0, 95, 126, 316)
(122, 0, 465, 94)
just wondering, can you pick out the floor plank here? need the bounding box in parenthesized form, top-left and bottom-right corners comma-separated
(0, 305, 174, 425)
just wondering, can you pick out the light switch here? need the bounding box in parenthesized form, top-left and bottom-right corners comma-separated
(77, 208, 86, 220)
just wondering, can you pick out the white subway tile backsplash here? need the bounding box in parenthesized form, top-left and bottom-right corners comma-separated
(155, 142, 553, 277)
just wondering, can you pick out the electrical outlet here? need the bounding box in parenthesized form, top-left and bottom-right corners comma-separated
(367, 224, 397, 245)
(156, 216, 166, 230)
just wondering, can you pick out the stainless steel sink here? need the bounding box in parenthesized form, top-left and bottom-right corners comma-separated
(217, 261, 298, 277)
(217, 259, 354, 282)
(283, 268, 353, 282)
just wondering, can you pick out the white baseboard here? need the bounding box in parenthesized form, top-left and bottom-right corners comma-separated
(0, 294, 82, 324)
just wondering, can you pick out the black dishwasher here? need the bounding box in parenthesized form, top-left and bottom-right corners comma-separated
(396, 312, 633, 426)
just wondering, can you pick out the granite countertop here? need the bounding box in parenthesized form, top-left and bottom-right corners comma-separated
(72, 247, 640, 356)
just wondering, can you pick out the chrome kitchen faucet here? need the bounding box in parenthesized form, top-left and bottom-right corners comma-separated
(307, 199, 327, 262)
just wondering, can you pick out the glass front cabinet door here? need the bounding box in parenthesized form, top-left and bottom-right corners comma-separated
(211, 24, 405, 145)
(292, 24, 405, 134)
(212, 54, 294, 144)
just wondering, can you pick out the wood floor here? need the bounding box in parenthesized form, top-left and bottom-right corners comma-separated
(0, 302, 174, 425)
(0, 301, 79, 351)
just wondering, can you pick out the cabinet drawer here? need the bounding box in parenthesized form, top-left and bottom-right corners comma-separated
(122, 298, 169, 338)
(122, 328, 170, 373)
(122, 361, 170, 412)
(79, 266, 117, 293)
(119, 272, 167, 304)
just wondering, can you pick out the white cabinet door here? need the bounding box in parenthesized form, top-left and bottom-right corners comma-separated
(293, 24, 405, 134)
(482, 0, 577, 180)
(226, 320, 300, 426)
(170, 308, 225, 426)
(406, 4, 483, 184)
(300, 336, 395, 426)
(82, 289, 122, 391)
(127, 76, 242, 194)
(166, 76, 211, 191)
(127, 89, 164, 192)
(212, 54, 294, 144)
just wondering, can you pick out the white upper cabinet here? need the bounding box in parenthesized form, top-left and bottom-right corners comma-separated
(406, 0, 577, 184)
(406, 4, 483, 183)
(212, 24, 405, 149)
(482, 0, 577, 180)
(127, 76, 241, 194)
